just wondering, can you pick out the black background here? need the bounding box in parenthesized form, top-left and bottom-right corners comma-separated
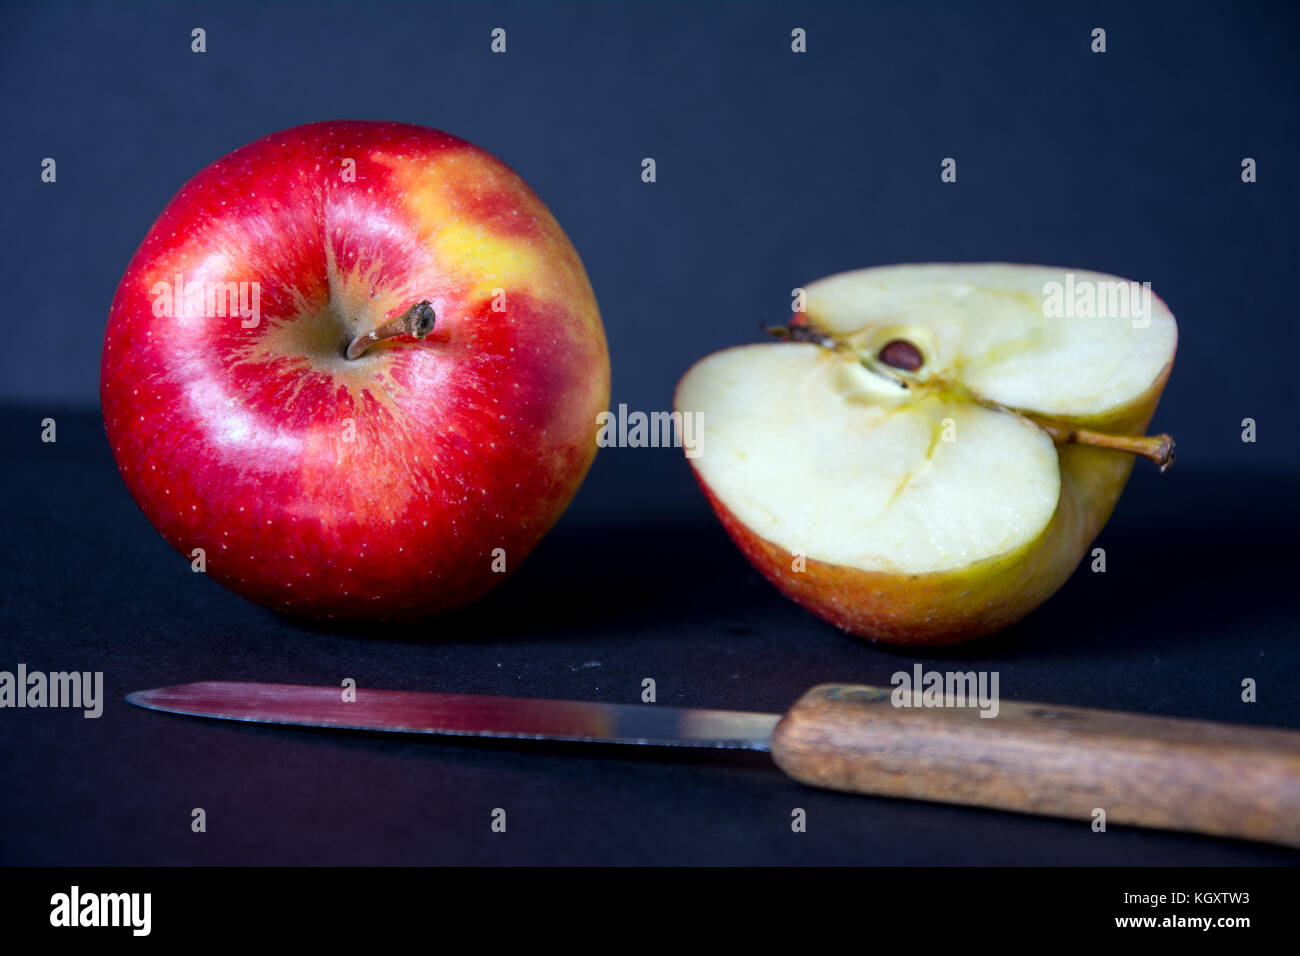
(2, 1, 1298, 865)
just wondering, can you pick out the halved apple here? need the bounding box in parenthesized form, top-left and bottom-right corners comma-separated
(674, 264, 1177, 645)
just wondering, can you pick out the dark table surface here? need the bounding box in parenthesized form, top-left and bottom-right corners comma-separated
(2, 404, 1297, 866)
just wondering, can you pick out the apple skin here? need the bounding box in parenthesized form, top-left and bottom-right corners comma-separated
(101, 121, 608, 621)
(677, 354, 1173, 646)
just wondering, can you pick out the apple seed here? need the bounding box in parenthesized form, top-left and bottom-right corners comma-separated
(878, 339, 924, 372)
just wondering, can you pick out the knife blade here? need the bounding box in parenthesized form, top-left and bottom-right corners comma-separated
(126, 681, 780, 749)
(127, 681, 1300, 848)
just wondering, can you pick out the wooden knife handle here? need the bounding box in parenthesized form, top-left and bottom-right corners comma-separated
(769, 684, 1300, 847)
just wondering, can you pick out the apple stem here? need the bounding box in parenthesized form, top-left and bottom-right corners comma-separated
(1027, 415, 1176, 473)
(345, 300, 436, 360)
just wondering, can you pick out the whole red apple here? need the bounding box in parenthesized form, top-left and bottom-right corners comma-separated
(101, 121, 609, 621)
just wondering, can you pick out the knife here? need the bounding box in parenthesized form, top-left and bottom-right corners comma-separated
(126, 681, 1300, 847)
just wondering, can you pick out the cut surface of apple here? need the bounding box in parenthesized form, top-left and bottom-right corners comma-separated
(675, 263, 1177, 644)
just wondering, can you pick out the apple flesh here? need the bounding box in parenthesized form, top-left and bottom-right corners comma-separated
(101, 121, 609, 621)
(674, 264, 1177, 645)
